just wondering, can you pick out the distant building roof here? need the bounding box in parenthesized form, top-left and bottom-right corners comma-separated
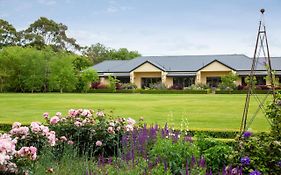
(91, 54, 281, 73)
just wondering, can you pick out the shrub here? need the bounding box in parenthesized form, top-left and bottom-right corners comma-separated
(169, 84, 183, 90)
(120, 83, 137, 90)
(46, 109, 136, 157)
(148, 82, 167, 90)
(185, 83, 209, 90)
(218, 73, 238, 91)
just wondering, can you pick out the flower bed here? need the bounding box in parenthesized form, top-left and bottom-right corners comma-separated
(1, 92, 280, 174)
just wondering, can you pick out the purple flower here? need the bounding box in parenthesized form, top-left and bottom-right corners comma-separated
(184, 136, 193, 142)
(240, 156, 250, 165)
(243, 131, 252, 138)
(277, 161, 281, 167)
(249, 170, 261, 175)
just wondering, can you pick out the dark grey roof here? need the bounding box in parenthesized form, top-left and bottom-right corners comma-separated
(91, 54, 281, 73)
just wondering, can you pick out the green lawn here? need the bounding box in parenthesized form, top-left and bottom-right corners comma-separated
(0, 93, 271, 131)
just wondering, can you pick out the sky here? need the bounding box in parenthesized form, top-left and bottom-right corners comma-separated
(1, 0, 281, 56)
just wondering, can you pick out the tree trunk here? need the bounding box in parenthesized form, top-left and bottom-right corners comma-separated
(60, 88, 63, 93)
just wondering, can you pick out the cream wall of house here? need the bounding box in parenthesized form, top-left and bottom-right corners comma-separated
(133, 62, 162, 72)
(130, 62, 164, 88)
(165, 77, 173, 88)
(100, 77, 109, 85)
(196, 61, 236, 85)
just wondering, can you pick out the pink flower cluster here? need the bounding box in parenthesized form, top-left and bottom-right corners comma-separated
(10, 122, 58, 147)
(0, 134, 18, 173)
(10, 122, 29, 139)
(125, 118, 136, 132)
(17, 146, 37, 160)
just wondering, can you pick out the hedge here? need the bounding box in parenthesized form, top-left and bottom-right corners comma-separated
(215, 90, 272, 94)
(0, 123, 239, 138)
(139, 89, 208, 94)
(88, 89, 208, 94)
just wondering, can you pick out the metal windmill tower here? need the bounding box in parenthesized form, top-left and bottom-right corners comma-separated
(240, 9, 277, 133)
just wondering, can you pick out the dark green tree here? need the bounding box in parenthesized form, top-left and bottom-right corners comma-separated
(21, 17, 80, 52)
(83, 43, 109, 64)
(49, 53, 77, 93)
(0, 19, 17, 48)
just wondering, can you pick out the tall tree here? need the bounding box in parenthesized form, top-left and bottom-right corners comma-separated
(83, 43, 109, 64)
(108, 48, 141, 60)
(49, 53, 77, 93)
(83, 43, 141, 64)
(0, 19, 17, 48)
(21, 17, 80, 52)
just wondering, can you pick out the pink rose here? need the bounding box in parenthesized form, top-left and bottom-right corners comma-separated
(60, 136, 67, 142)
(74, 121, 82, 127)
(96, 111, 104, 117)
(50, 116, 60, 125)
(43, 112, 49, 119)
(67, 140, 74, 145)
(12, 122, 21, 129)
(107, 127, 115, 134)
(96, 141, 102, 147)
(127, 118, 136, 125)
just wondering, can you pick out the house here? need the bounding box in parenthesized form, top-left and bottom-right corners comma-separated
(91, 54, 281, 89)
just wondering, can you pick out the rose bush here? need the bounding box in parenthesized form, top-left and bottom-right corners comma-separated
(45, 109, 136, 157)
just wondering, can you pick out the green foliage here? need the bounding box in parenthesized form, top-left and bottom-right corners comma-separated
(0, 19, 17, 48)
(186, 83, 209, 90)
(245, 76, 257, 88)
(22, 17, 80, 52)
(49, 53, 77, 93)
(218, 72, 238, 91)
(266, 93, 281, 139)
(108, 75, 119, 92)
(78, 69, 98, 92)
(83, 43, 141, 64)
(149, 138, 200, 174)
(147, 82, 167, 90)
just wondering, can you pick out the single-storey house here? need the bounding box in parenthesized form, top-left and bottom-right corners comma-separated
(91, 54, 281, 89)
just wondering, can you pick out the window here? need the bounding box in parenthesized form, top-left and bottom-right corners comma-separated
(173, 77, 195, 87)
(117, 77, 130, 83)
(141, 78, 161, 88)
(206, 77, 221, 88)
(256, 76, 266, 85)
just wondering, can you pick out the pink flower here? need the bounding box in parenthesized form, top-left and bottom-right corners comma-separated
(127, 118, 136, 125)
(12, 122, 21, 129)
(60, 136, 67, 142)
(17, 146, 37, 160)
(125, 124, 134, 132)
(96, 141, 102, 147)
(68, 109, 78, 117)
(30, 122, 41, 133)
(81, 109, 92, 117)
(56, 112, 62, 117)
(43, 112, 49, 119)
(96, 111, 104, 117)
(46, 131, 56, 146)
(107, 127, 115, 134)
(10, 127, 29, 138)
(67, 140, 74, 145)
(50, 116, 60, 125)
(74, 121, 83, 127)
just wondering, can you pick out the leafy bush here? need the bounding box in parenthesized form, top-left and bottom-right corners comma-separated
(149, 138, 202, 174)
(147, 82, 167, 90)
(218, 73, 238, 91)
(185, 83, 209, 90)
(120, 83, 137, 90)
(46, 109, 136, 157)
